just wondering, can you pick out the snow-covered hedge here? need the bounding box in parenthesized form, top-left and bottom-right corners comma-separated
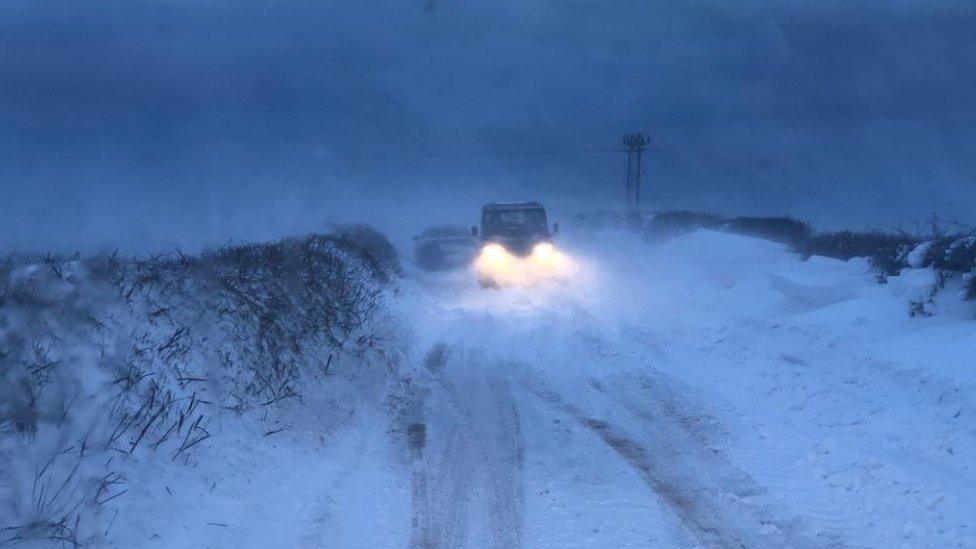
(641, 210, 724, 242)
(0, 227, 399, 545)
(609, 210, 976, 304)
(799, 230, 917, 275)
(638, 211, 811, 248)
(899, 236, 976, 305)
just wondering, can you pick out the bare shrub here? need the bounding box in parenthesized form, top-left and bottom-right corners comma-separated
(0, 447, 126, 547)
(723, 216, 811, 248)
(192, 233, 390, 406)
(802, 230, 913, 261)
(800, 230, 919, 278)
(330, 224, 402, 283)
(919, 236, 976, 272)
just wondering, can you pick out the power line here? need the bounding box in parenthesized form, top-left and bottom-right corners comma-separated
(412, 147, 621, 159)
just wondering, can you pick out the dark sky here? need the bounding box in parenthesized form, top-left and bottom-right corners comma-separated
(2, 0, 975, 250)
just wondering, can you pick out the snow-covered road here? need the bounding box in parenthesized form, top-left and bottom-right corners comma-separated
(111, 228, 975, 548)
(377, 228, 976, 548)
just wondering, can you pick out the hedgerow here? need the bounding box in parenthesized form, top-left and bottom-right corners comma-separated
(0, 227, 399, 545)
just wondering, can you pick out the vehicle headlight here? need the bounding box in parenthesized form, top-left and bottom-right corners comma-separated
(531, 242, 556, 264)
(480, 243, 509, 265)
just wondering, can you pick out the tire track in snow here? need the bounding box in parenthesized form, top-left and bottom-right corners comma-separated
(407, 421, 434, 549)
(404, 344, 524, 549)
(520, 375, 823, 549)
(484, 378, 525, 548)
(404, 345, 473, 549)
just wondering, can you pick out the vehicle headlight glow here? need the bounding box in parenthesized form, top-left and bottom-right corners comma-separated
(474, 241, 576, 287)
(480, 243, 509, 265)
(531, 242, 556, 264)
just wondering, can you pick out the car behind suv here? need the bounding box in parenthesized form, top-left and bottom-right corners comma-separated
(413, 225, 479, 271)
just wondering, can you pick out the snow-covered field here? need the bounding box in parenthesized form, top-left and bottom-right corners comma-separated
(5, 228, 975, 547)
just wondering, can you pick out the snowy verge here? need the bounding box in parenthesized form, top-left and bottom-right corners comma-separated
(576, 209, 976, 311)
(0, 227, 402, 546)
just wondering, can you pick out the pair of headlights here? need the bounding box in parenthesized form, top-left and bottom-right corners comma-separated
(478, 242, 556, 265)
(474, 240, 576, 287)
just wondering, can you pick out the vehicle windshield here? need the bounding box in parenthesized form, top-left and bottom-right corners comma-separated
(482, 208, 547, 237)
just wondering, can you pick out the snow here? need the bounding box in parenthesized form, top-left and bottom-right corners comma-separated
(368, 227, 973, 547)
(4, 227, 974, 547)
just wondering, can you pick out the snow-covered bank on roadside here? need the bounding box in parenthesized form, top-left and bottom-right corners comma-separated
(559, 229, 976, 546)
(0, 228, 404, 547)
(579, 209, 976, 308)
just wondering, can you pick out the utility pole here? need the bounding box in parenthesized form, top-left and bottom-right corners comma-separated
(622, 133, 647, 210)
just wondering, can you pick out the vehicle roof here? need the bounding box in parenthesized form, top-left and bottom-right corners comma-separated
(481, 201, 545, 211)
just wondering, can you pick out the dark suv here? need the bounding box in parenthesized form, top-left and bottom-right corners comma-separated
(472, 202, 559, 256)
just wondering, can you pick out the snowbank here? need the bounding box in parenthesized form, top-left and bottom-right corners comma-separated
(0, 228, 401, 546)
